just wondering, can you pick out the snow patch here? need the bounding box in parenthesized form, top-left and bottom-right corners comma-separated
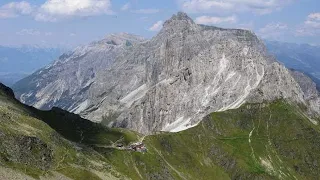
(120, 84, 148, 107)
(162, 117, 198, 132)
(34, 95, 51, 109)
(72, 100, 89, 114)
(201, 54, 229, 106)
(218, 65, 265, 111)
(217, 54, 228, 76)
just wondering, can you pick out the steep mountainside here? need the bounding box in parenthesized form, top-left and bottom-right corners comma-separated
(290, 70, 320, 118)
(2, 83, 320, 179)
(13, 33, 145, 111)
(265, 40, 320, 86)
(13, 13, 320, 135)
(79, 13, 319, 134)
(0, 83, 139, 179)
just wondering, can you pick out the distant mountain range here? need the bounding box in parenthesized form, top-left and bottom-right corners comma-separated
(265, 40, 320, 87)
(0, 46, 65, 86)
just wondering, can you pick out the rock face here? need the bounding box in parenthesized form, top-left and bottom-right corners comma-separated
(13, 33, 145, 111)
(290, 70, 320, 119)
(13, 12, 319, 134)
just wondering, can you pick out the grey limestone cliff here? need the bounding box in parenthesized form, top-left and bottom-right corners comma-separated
(14, 12, 320, 134)
(13, 33, 145, 112)
(80, 12, 314, 134)
(290, 70, 320, 119)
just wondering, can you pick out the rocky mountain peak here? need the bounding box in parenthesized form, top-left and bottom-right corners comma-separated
(13, 12, 320, 134)
(172, 12, 193, 21)
(162, 12, 196, 32)
(93, 33, 145, 47)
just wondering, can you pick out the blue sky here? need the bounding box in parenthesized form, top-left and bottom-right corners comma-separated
(0, 0, 319, 48)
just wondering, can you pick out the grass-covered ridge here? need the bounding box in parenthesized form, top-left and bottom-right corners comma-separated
(0, 83, 137, 179)
(105, 100, 320, 179)
(1, 82, 320, 179)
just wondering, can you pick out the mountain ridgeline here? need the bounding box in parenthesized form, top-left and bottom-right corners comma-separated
(13, 33, 145, 111)
(2, 82, 320, 179)
(265, 40, 320, 88)
(13, 12, 320, 136)
(0, 46, 63, 86)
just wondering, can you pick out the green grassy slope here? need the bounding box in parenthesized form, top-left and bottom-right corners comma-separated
(0, 84, 136, 179)
(104, 101, 320, 180)
(1, 82, 320, 180)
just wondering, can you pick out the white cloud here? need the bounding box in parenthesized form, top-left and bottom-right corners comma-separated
(16, 29, 55, 37)
(121, 2, 130, 11)
(35, 0, 113, 22)
(40, 0, 112, 16)
(308, 13, 320, 21)
(0, 0, 114, 21)
(296, 12, 320, 36)
(132, 9, 160, 14)
(180, 0, 233, 13)
(305, 13, 320, 29)
(70, 33, 76, 36)
(195, 15, 237, 25)
(259, 23, 288, 33)
(16, 29, 41, 36)
(295, 28, 315, 37)
(179, 0, 292, 15)
(305, 20, 320, 28)
(45, 32, 53, 36)
(0, 1, 33, 18)
(238, 21, 255, 30)
(149, 21, 163, 31)
(258, 22, 288, 39)
(140, 17, 148, 21)
(34, 13, 57, 22)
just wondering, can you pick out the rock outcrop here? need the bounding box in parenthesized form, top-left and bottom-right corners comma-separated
(290, 70, 320, 119)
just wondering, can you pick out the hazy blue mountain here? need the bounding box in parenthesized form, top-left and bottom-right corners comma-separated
(265, 40, 320, 87)
(0, 73, 29, 87)
(0, 45, 65, 86)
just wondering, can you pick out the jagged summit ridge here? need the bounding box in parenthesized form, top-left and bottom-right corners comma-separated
(163, 12, 194, 26)
(14, 12, 319, 134)
(13, 33, 145, 111)
(80, 13, 312, 134)
(99, 32, 146, 46)
(159, 12, 199, 38)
